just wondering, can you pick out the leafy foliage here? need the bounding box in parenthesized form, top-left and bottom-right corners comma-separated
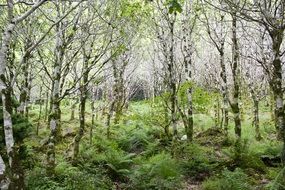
(167, 0, 183, 14)
(130, 152, 183, 190)
(177, 143, 216, 179)
(26, 164, 112, 190)
(202, 168, 253, 190)
(226, 139, 266, 172)
(177, 82, 214, 113)
(265, 167, 285, 190)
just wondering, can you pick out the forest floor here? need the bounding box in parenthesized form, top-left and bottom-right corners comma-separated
(24, 101, 284, 190)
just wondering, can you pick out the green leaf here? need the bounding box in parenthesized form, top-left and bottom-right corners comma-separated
(168, 0, 183, 14)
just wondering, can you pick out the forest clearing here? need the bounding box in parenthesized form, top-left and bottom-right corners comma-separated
(1, 0, 285, 189)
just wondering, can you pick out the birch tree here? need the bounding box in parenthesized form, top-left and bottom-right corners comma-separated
(0, 0, 47, 188)
(202, 0, 230, 132)
(222, 0, 285, 163)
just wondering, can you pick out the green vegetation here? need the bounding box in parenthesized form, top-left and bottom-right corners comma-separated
(1, 0, 285, 189)
(16, 97, 283, 189)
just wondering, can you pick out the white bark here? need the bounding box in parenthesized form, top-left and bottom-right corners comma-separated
(2, 93, 14, 166)
(0, 155, 5, 176)
(0, 155, 9, 190)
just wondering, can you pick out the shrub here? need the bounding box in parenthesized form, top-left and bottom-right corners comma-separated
(81, 136, 134, 182)
(173, 143, 215, 180)
(265, 167, 285, 190)
(226, 139, 266, 172)
(26, 163, 113, 190)
(117, 125, 151, 153)
(130, 152, 183, 190)
(202, 168, 253, 190)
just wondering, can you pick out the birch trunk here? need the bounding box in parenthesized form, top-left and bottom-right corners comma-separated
(44, 91, 49, 121)
(180, 13, 194, 141)
(253, 99, 261, 140)
(220, 50, 229, 133)
(0, 154, 8, 190)
(269, 28, 285, 163)
(70, 99, 78, 121)
(231, 12, 241, 139)
(0, 0, 47, 185)
(36, 86, 43, 136)
(73, 53, 89, 160)
(168, 13, 178, 137)
(46, 14, 64, 174)
(90, 98, 95, 144)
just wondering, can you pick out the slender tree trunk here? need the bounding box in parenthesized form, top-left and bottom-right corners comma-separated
(90, 99, 95, 145)
(73, 54, 89, 160)
(0, 2, 16, 176)
(2, 88, 25, 189)
(163, 104, 170, 138)
(168, 14, 178, 137)
(113, 58, 126, 125)
(106, 101, 115, 138)
(36, 87, 43, 136)
(17, 40, 32, 118)
(0, 7, 21, 190)
(70, 99, 78, 120)
(269, 92, 277, 127)
(253, 99, 261, 140)
(214, 96, 221, 127)
(47, 100, 60, 175)
(231, 12, 241, 139)
(270, 29, 285, 141)
(46, 17, 64, 174)
(44, 91, 49, 122)
(180, 59, 194, 142)
(17, 56, 29, 115)
(0, 0, 47, 186)
(0, 154, 9, 189)
(114, 75, 124, 124)
(25, 68, 32, 119)
(72, 89, 86, 160)
(219, 50, 229, 133)
(246, 71, 262, 141)
(179, 11, 195, 142)
(2, 35, 25, 187)
(269, 29, 285, 163)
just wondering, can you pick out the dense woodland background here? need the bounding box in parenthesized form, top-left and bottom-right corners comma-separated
(1, 0, 285, 189)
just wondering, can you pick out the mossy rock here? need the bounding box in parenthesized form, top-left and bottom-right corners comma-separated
(195, 127, 229, 147)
